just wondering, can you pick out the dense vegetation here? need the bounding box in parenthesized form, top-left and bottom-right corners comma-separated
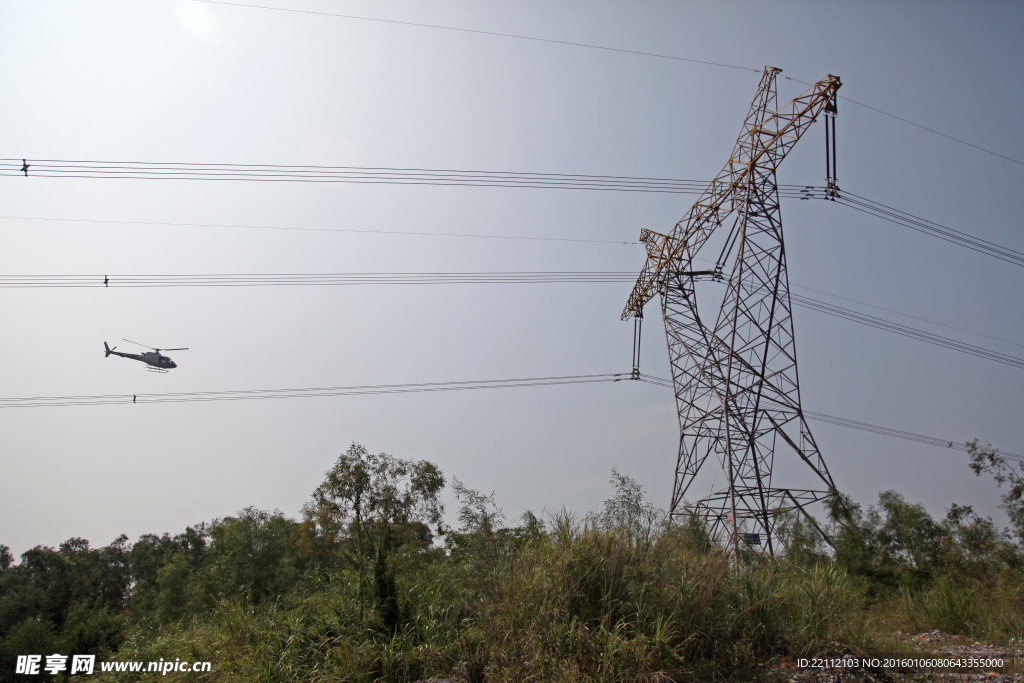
(2, 442, 1022, 682)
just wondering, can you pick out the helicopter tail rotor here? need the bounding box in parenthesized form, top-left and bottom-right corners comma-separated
(104, 342, 115, 357)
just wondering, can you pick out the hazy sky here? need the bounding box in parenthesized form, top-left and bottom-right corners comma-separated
(1, 0, 1022, 556)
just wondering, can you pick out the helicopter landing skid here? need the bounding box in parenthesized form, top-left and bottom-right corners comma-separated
(146, 366, 169, 373)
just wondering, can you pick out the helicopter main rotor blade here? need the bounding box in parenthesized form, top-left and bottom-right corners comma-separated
(123, 338, 156, 350)
(161, 348, 189, 351)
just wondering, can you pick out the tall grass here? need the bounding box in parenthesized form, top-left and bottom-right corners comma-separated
(890, 574, 1024, 641)
(98, 515, 882, 682)
(11, 468, 1024, 682)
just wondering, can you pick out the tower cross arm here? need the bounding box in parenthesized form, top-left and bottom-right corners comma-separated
(621, 69, 841, 321)
(621, 190, 732, 320)
(622, 228, 672, 320)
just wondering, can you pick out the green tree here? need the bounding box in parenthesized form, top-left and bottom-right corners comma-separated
(967, 439, 1024, 540)
(0, 536, 133, 681)
(599, 468, 663, 539)
(871, 490, 944, 572)
(127, 524, 207, 616)
(206, 508, 302, 604)
(304, 443, 445, 631)
(452, 477, 504, 537)
(827, 490, 945, 584)
(774, 508, 829, 565)
(303, 443, 373, 615)
(938, 503, 1015, 574)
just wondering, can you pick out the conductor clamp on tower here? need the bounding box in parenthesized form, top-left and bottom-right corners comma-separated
(623, 66, 841, 556)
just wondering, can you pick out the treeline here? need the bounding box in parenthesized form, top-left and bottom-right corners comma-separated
(0, 512, 297, 669)
(1, 443, 1022, 682)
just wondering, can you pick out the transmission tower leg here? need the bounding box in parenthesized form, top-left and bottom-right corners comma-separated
(706, 167, 834, 553)
(664, 273, 728, 518)
(667, 170, 834, 554)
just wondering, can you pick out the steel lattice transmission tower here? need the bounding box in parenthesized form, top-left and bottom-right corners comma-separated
(622, 67, 842, 555)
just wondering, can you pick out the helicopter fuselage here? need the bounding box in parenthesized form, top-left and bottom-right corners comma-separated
(104, 341, 187, 371)
(106, 346, 177, 369)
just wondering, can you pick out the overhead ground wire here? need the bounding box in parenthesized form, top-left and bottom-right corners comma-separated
(196, 1, 1023, 167)
(195, 0, 760, 73)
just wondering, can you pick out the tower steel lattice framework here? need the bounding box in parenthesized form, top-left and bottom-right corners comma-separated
(623, 67, 842, 555)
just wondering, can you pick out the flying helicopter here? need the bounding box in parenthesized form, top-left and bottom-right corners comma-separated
(104, 339, 188, 372)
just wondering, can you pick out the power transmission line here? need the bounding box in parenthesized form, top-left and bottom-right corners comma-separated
(2, 271, 1019, 370)
(692, 250, 1024, 352)
(195, 1, 1023, 168)
(0, 373, 625, 408)
(690, 248, 1023, 350)
(5, 159, 1018, 268)
(635, 374, 1023, 464)
(0, 215, 637, 246)
(7, 213, 1017, 350)
(790, 283, 1024, 351)
(6, 369, 1019, 466)
(0, 272, 638, 288)
(836, 193, 1024, 268)
(791, 294, 1024, 371)
(0, 159, 812, 196)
